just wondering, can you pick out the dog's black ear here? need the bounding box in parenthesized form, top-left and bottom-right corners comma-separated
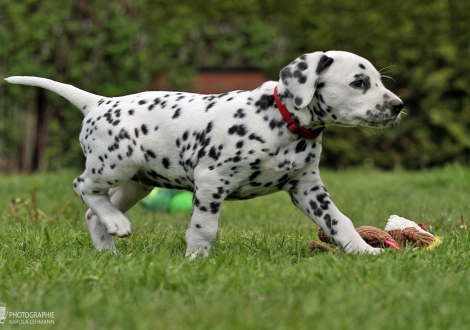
(316, 55, 334, 75)
(279, 52, 334, 108)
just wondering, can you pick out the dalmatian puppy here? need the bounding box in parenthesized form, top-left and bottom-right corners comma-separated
(6, 50, 403, 259)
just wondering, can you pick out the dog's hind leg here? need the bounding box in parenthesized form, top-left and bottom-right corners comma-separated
(84, 180, 152, 251)
(73, 166, 146, 240)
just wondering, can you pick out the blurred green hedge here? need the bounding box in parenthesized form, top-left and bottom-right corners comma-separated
(1, 0, 469, 171)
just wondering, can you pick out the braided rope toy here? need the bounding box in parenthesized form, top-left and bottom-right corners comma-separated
(309, 215, 442, 252)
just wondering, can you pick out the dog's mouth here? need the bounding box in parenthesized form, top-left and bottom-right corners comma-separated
(352, 116, 398, 128)
(366, 118, 397, 127)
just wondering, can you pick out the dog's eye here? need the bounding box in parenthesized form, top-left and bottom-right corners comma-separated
(350, 80, 365, 88)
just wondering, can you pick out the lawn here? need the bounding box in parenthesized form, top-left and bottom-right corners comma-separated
(0, 165, 469, 329)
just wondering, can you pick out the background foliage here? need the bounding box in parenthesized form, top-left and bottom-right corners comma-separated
(1, 0, 470, 171)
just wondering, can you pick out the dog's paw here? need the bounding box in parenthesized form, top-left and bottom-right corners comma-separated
(185, 245, 210, 261)
(110, 223, 132, 237)
(102, 215, 132, 237)
(85, 210, 119, 250)
(364, 246, 383, 255)
(94, 234, 118, 251)
(344, 242, 383, 255)
(94, 239, 119, 253)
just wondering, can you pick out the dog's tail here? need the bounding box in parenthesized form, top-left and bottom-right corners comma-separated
(5, 76, 103, 116)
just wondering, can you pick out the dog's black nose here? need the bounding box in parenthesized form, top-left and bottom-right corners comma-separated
(390, 100, 404, 115)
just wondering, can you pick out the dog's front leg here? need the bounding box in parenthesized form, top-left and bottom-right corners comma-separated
(85, 180, 152, 251)
(290, 180, 381, 254)
(185, 171, 230, 260)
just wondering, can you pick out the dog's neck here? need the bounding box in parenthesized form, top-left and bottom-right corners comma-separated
(275, 84, 325, 131)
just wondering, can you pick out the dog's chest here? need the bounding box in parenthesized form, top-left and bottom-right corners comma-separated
(226, 138, 321, 199)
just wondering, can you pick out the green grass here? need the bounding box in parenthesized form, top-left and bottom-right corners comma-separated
(1, 165, 470, 329)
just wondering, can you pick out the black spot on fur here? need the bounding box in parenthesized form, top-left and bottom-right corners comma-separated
(228, 124, 247, 136)
(197, 148, 206, 160)
(210, 202, 221, 214)
(249, 158, 261, 169)
(234, 109, 245, 118)
(276, 173, 291, 189)
(248, 133, 265, 144)
(146, 149, 157, 160)
(249, 171, 262, 181)
(162, 157, 170, 169)
(297, 61, 308, 71)
(141, 124, 148, 135)
(269, 118, 284, 130)
(324, 214, 333, 229)
(309, 200, 323, 217)
(280, 67, 293, 85)
(316, 193, 331, 210)
(126, 146, 134, 157)
(206, 102, 216, 111)
(295, 140, 307, 153)
(172, 108, 181, 119)
(254, 94, 275, 112)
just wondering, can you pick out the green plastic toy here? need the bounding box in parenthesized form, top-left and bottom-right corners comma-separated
(139, 188, 193, 213)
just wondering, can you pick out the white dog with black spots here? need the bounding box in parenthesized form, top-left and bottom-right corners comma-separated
(6, 50, 404, 259)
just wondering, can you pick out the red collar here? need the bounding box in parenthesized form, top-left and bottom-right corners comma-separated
(273, 86, 324, 139)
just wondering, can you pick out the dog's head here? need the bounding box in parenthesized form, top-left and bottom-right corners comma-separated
(279, 51, 403, 128)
